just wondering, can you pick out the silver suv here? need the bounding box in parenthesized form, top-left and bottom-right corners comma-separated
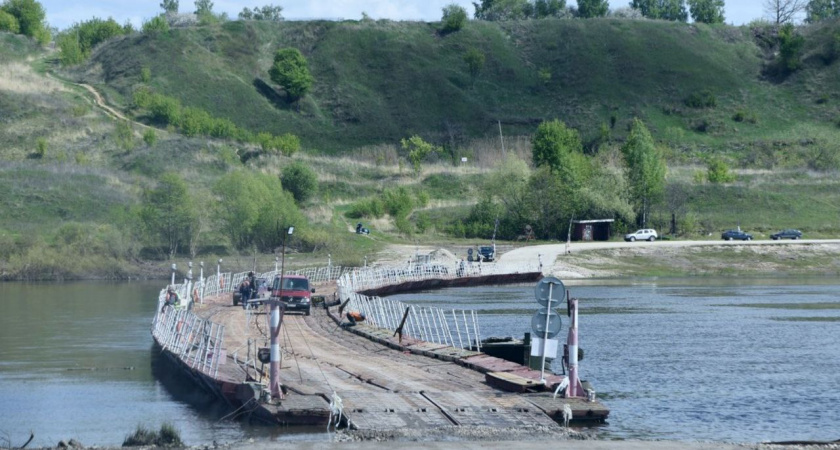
(624, 229, 658, 242)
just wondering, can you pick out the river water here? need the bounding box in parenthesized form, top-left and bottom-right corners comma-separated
(0, 278, 838, 446)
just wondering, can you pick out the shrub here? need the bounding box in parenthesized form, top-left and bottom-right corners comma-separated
(114, 120, 135, 150)
(1, 0, 47, 41)
(122, 423, 182, 447)
(706, 157, 736, 183)
(34, 137, 46, 158)
(142, 14, 169, 34)
(732, 109, 757, 124)
(140, 66, 151, 82)
(281, 161, 318, 204)
(269, 48, 313, 102)
(346, 197, 384, 219)
(778, 23, 804, 72)
(143, 128, 157, 146)
(684, 89, 716, 108)
(441, 4, 467, 33)
(382, 187, 414, 218)
(0, 10, 20, 33)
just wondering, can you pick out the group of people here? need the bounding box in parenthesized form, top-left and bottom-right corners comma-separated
(238, 271, 258, 308)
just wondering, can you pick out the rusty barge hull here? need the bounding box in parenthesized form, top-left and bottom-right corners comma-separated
(151, 337, 331, 426)
(358, 271, 543, 297)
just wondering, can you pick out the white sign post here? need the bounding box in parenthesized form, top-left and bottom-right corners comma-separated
(532, 277, 564, 384)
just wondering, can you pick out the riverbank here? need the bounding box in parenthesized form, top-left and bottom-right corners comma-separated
(4, 239, 840, 281)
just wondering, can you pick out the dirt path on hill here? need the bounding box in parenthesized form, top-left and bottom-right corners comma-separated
(45, 71, 152, 131)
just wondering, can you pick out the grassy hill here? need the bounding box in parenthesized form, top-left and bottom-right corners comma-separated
(68, 18, 840, 160)
(2, 16, 840, 280)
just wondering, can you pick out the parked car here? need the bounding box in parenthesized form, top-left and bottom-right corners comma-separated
(624, 229, 658, 242)
(478, 245, 496, 262)
(269, 274, 314, 315)
(721, 229, 753, 241)
(771, 229, 802, 240)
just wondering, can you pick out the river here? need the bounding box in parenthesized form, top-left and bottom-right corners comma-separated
(0, 278, 838, 446)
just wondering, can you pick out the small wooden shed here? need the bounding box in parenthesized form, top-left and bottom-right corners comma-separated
(572, 219, 614, 241)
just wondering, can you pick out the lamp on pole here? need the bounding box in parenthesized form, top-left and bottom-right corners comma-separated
(270, 225, 294, 400)
(170, 263, 177, 287)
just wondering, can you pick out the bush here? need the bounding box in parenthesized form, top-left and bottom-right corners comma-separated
(122, 423, 183, 447)
(142, 14, 170, 34)
(1, 0, 47, 41)
(441, 4, 467, 33)
(346, 197, 384, 219)
(383, 187, 414, 218)
(0, 10, 20, 33)
(706, 157, 736, 183)
(732, 109, 757, 124)
(114, 120, 135, 150)
(281, 161, 318, 204)
(778, 23, 804, 72)
(140, 66, 151, 82)
(684, 89, 717, 108)
(143, 128, 157, 146)
(34, 137, 46, 158)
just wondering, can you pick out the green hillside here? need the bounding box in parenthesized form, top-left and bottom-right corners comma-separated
(69, 18, 840, 159)
(2, 16, 840, 280)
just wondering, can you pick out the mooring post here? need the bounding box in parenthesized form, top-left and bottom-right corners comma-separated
(269, 299, 285, 400)
(566, 294, 584, 398)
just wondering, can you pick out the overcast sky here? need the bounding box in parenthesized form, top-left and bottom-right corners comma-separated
(41, 1, 768, 31)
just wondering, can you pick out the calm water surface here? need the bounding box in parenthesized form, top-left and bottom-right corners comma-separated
(1, 278, 838, 446)
(0, 281, 325, 448)
(389, 278, 840, 443)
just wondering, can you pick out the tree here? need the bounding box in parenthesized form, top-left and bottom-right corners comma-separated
(281, 161, 318, 204)
(441, 3, 468, 33)
(805, 0, 840, 22)
(534, 0, 566, 18)
(401, 135, 440, 175)
(630, 0, 688, 21)
(577, 0, 610, 17)
(142, 14, 170, 34)
(778, 23, 805, 72)
(0, 10, 19, 33)
(688, 0, 725, 23)
(764, 0, 807, 23)
(531, 119, 588, 186)
(463, 47, 485, 82)
(194, 0, 213, 15)
(269, 48, 313, 102)
(214, 171, 304, 251)
(140, 172, 197, 258)
(1, 0, 48, 43)
(239, 5, 283, 21)
(160, 0, 178, 14)
(473, 0, 531, 20)
(620, 119, 666, 228)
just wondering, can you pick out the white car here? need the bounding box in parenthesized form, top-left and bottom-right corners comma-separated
(624, 229, 658, 242)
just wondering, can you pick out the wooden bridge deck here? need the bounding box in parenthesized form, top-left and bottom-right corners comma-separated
(188, 293, 608, 430)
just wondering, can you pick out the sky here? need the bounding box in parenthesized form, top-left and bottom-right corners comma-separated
(41, 0, 767, 31)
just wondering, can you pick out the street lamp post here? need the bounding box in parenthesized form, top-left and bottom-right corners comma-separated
(270, 225, 294, 400)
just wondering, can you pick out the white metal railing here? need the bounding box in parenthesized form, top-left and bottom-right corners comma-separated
(336, 260, 538, 300)
(336, 260, 537, 352)
(152, 289, 225, 378)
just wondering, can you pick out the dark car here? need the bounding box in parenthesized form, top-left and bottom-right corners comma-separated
(721, 229, 753, 241)
(478, 245, 495, 262)
(771, 229, 802, 240)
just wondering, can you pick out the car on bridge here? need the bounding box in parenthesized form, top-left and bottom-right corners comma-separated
(771, 229, 802, 240)
(269, 274, 314, 316)
(721, 229, 753, 241)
